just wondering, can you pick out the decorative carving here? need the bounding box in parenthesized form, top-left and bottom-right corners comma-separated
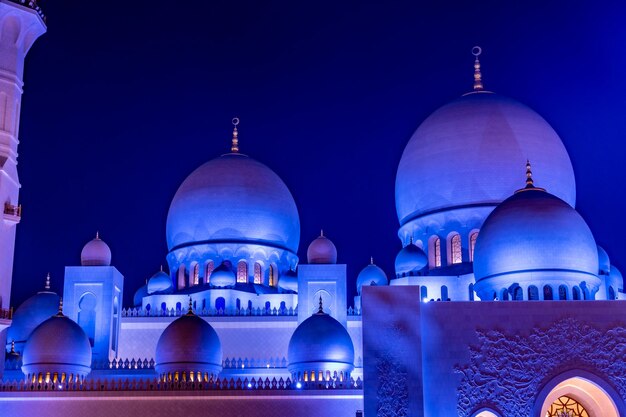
(376, 324, 409, 417)
(456, 318, 626, 416)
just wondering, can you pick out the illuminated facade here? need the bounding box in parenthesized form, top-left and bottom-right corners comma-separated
(1, 3, 626, 417)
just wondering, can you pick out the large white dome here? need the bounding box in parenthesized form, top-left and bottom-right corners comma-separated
(395, 92, 576, 229)
(166, 153, 300, 253)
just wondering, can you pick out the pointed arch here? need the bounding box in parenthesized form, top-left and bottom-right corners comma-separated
(254, 262, 262, 284)
(449, 232, 462, 265)
(469, 230, 479, 262)
(205, 260, 214, 284)
(177, 265, 186, 289)
(429, 235, 441, 268)
(237, 261, 248, 283)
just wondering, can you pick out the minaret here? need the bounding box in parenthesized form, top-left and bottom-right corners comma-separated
(0, 2, 45, 314)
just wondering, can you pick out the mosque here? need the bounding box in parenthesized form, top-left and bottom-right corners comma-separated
(1, 2, 626, 417)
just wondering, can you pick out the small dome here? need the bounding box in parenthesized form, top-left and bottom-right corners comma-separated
(210, 262, 236, 287)
(22, 306, 92, 380)
(81, 233, 111, 266)
(287, 302, 354, 379)
(278, 269, 298, 293)
(147, 269, 173, 294)
(474, 182, 598, 300)
(7, 277, 59, 354)
(155, 306, 222, 378)
(394, 241, 427, 277)
(307, 231, 337, 264)
(133, 284, 148, 307)
(597, 245, 611, 275)
(356, 259, 388, 295)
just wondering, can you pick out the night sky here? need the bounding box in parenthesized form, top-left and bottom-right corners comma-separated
(10, 1, 626, 307)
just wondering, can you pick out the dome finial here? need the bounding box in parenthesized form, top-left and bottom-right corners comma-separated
(409, 236, 413, 245)
(320, 229, 324, 237)
(56, 298, 64, 317)
(44, 272, 51, 290)
(515, 159, 546, 194)
(370, 256, 374, 265)
(231, 117, 240, 153)
(10, 340, 15, 354)
(318, 296, 324, 314)
(472, 46, 484, 91)
(187, 297, 194, 315)
(160, 264, 163, 272)
(95, 231, 100, 239)
(525, 159, 534, 188)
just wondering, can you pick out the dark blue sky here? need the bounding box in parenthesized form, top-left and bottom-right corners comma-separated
(11, 1, 626, 307)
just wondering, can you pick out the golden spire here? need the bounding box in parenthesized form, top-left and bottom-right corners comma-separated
(186, 297, 194, 315)
(370, 256, 374, 265)
(525, 159, 534, 188)
(320, 229, 324, 237)
(44, 272, 51, 290)
(516, 160, 545, 193)
(56, 298, 64, 317)
(231, 117, 240, 153)
(10, 340, 15, 354)
(96, 231, 100, 239)
(472, 46, 483, 91)
(318, 296, 324, 314)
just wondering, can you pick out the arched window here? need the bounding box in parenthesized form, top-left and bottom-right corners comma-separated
(161, 302, 167, 311)
(78, 292, 97, 347)
(264, 301, 271, 312)
(573, 286, 581, 300)
(430, 236, 442, 268)
(420, 286, 428, 301)
(441, 285, 449, 301)
(513, 286, 523, 300)
(175, 302, 182, 312)
(609, 286, 616, 300)
(268, 264, 276, 286)
(205, 261, 214, 284)
(236, 298, 241, 310)
(528, 285, 539, 300)
(192, 263, 199, 286)
(177, 265, 186, 289)
(112, 295, 119, 351)
(237, 261, 248, 283)
(469, 231, 479, 262)
(468, 283, 475, 301)
(501, 288, 509, 301)
(559, 285, 568, 300)
(450, 233, 462, 265)
(583, 287, 590, 300)
(254, 262, 262, 284)
(544, 285, 554, 300)
(215, 297, 226, 311)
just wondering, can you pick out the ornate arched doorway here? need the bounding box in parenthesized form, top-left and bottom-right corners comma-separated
(539, 377, 619, 417)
